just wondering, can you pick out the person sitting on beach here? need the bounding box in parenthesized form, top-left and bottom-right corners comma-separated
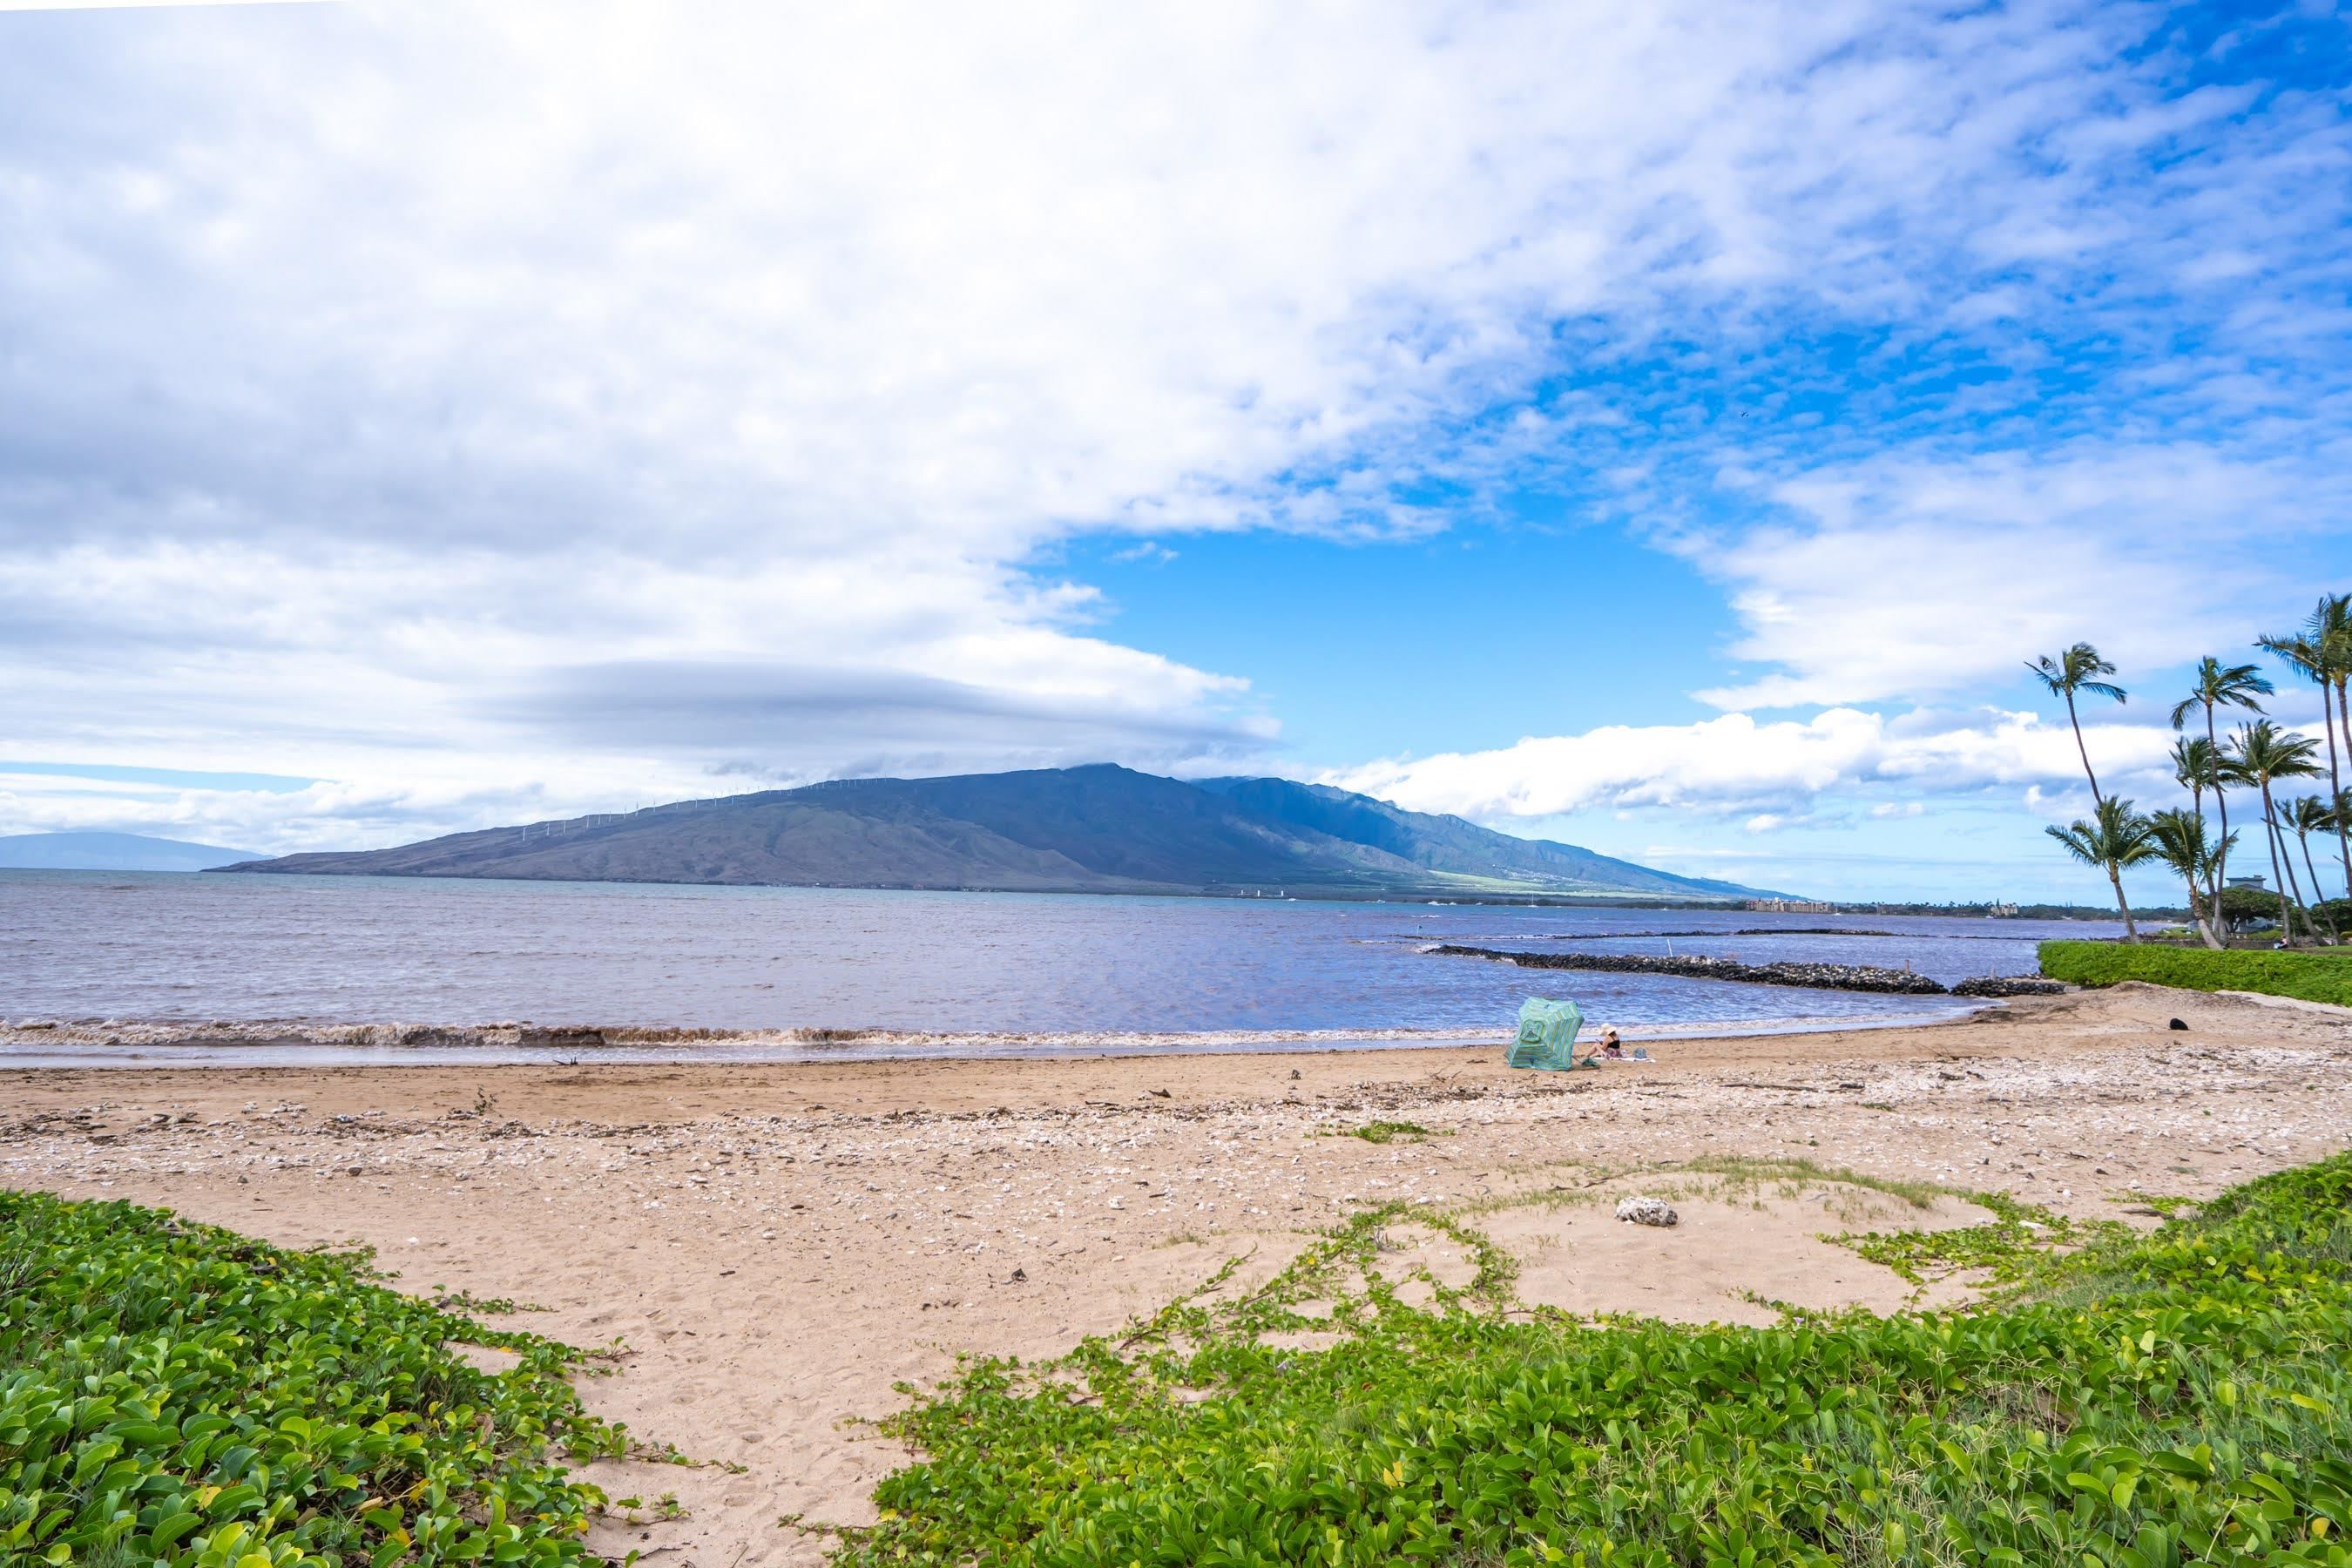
(1599, 1028, 1625, 1059)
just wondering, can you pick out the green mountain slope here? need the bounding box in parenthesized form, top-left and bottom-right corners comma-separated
(1193, 776, 1769, 900)
(214, 764, 1785, 900)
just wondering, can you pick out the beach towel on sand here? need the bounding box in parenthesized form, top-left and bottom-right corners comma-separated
(1509, 997, 1586, 1071)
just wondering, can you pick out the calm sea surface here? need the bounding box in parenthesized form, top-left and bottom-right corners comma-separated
(0, 870, 2119, 1064)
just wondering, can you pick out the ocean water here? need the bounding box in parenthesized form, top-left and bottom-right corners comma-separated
(0, 870, 2118, 1064)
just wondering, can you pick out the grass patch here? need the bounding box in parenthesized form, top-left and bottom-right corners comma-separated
(0, 1191, 623, 1565)
(1319, 1120, 1450, 1145)
(429, 1288, 552, 1315)
(1673, 1154, 1946, 1211)
(841, 1155, 2352, 1566)
(2038, 939, 2352, 1005)
(1828, 1191, 2129, 1291)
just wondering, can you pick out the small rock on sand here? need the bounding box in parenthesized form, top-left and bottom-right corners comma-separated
(1615, 1196, 1679, 1227)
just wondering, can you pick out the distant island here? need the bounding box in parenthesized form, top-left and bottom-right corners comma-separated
(0, 830, 265, 872)
(212, 764, 1787, 902)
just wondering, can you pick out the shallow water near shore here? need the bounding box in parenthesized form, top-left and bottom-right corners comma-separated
(0, 869, 2119, 1064)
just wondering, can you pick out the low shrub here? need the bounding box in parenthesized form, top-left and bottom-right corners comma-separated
(842, 1154, 2352, 1566)
(2038, 939, 2352, 1005)
(0, 1192, 624, 1565)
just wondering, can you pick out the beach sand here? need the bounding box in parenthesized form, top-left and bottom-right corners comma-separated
(5, 981, 2349, 1565)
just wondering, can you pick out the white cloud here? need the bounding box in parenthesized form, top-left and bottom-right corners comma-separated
(0, 765, 667, 855)
(1324, 707, 2186, 823)
(0, 3, 308, 10)
(1690, 443, 2347, 710)
(0, 0, 2345, 850)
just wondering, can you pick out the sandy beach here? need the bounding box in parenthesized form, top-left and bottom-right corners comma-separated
(5, 981, 2349, 1565)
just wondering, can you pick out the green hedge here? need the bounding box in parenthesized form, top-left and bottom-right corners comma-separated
(2038, 939, 2352, 1006)
(0, 1193, 625, 1566)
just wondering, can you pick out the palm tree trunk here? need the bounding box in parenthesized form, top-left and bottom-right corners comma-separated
(2335, 674, 2352, 899)
(2186, 876, 2222, 949)
(2069, 691, 2105, 809)
(2288, 830, 2317, 940)
(2186, 774, 2212, 918)
(2281, 837, 2316, 944)
(2297, 829, 2339, 943)
(2206, 704, 2230, 903)
(2323, 694, 2349, 902)
(2261, 783, 2300, 944)
(2106, 862, 2139, 941)
(2258, 785, 2314, 944)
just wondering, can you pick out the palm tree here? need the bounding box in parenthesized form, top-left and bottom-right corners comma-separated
(2225, 720, 2323, 945)
(2029, 644, 2127, 809)
(2262, 595, 2352, 902)
(2169, 734, 2221, 906)
(2045, 796, 2158, 942)
(2326, 788, 2352, 912)
(2285, 794, 2340, 940)
(2169, 657, 2271, 894)
(2328, 598, 2352, 890)
(2147, 808, 2230, 949)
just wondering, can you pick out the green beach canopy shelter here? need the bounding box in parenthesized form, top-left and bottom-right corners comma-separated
(1509, 996, 1586, 1071)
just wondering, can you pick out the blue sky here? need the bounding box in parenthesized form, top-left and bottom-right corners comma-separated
(2, 0, 2350, 902)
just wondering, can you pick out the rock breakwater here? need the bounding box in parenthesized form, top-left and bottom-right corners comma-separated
(1428, 944, 1952, 995)
(1949, 976, 2067, 997)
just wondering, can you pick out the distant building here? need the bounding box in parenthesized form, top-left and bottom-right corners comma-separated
(1747, 897, 1835, 914)
(2227, 875, 2268, 889)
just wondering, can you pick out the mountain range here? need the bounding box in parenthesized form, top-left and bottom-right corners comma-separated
(0, 831, 266, 872)
(212, 765, 1782, 902)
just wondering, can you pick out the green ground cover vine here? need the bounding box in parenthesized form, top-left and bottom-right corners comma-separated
(0, 1191, 625, 1566)
(1828, 1191, 2131, 1292)
(843, 1156, 2352, 1567)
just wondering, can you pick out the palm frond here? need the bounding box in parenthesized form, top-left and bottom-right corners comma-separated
(2169, 735, 2216, 792)
(2258, 632, 2328, 685)
(2227, 719, 2322, 782)
(2178, 656, 2272, 721)
(2026, 642, 2123, 702)
(2044, 796, 2157, 870)
(2147, 807, 2231, 882)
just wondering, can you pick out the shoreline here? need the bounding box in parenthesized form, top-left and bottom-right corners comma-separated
(8, 982, 2346, 1565)
(0, 999, 1995, 1069)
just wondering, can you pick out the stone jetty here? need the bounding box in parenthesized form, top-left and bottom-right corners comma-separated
(1950, 976, 2067, 997)
(1428, 944, 1952, 995)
